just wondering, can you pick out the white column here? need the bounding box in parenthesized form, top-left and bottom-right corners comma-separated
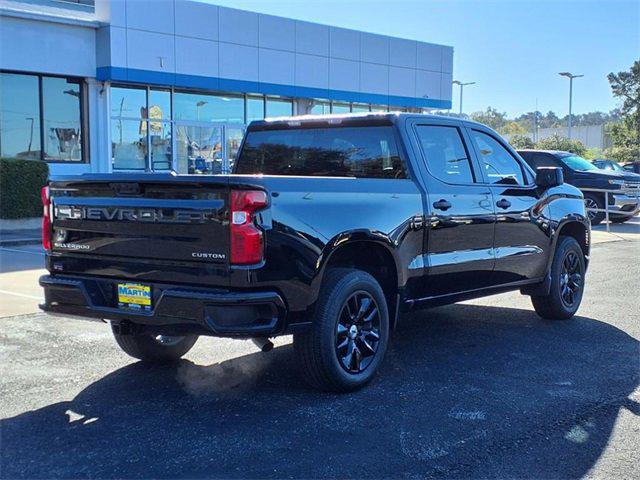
(86, 79, 112, 173)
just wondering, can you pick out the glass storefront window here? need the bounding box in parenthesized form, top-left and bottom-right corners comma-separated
(0, 73, 41, 159)
(174, 92, 244, 123)
(42, 77, 83, 161)
(111, 86, 146, 118)
(149, 89, 171, 120)
(214, 95, 244, 123)
(149, 121, 172, 171)
(331, 102, 351, 114)
(111, 118, 147, 170)
(225, 125, 245, 173)
(309, 101, 330, 115)
(351, 103, 370, 113)
(175, 124, 223, 174)
(266, 97, 293, 117)
(1, 72, 85, 162)
(246, 96, 264, 123)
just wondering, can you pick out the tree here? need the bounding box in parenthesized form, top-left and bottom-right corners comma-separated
(536, 134, 587, 156)
(500, 121, 527, 135)
(470, 107, 507, 131)
(508, 134, 535, 149)
(605, 61, 640, 162)
(608, 60, 640, 117)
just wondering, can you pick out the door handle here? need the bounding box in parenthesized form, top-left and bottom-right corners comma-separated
(433, 199, 452, 211)
(496, 199, 511, 209)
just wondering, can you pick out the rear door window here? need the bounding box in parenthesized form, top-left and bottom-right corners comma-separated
(235, 126, 406, 179)
(415, 125, 476, 184)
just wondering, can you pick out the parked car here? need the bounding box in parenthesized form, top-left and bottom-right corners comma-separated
(518, 150, 640, 225)
(622, 161, 640, 174)
(592, 158, 628, 173)
(40, 114, 591, 392)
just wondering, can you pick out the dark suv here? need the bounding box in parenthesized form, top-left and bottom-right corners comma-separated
(40, 114, 591, 392)
(518, 150, 640, 224)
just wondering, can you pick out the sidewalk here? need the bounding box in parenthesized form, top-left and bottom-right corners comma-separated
(0, 217, 41, 247)
(0, 228, 41, 247)
(591, 216, 640, 244)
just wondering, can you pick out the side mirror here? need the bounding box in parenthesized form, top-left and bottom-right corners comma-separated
(535, 167, 564, 188)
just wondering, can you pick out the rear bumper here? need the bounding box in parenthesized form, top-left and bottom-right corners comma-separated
(39, 274, 288, 337)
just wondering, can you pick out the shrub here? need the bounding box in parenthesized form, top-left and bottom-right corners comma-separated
(583, 148, 604, 160)
(603, 145, 640, 163)
(536, 134, 587, 156)
(0, 158, 49, 219)
(509, 134, 535, 149)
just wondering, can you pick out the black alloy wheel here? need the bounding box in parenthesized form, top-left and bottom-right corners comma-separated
(293, 268, 389, 392)
(559, 250, 583, 308)
(531, 236, 585, 320)
(335, 291, 381, 374)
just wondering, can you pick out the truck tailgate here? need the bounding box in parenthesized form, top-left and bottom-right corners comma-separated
(49, 175, 230, 266)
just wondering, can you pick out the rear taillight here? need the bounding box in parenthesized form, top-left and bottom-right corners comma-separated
(41, 186, 52, 251)
(230, 190, 268, 265)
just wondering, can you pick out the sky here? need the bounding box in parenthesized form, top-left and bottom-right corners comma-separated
(207, 0, 639, 118)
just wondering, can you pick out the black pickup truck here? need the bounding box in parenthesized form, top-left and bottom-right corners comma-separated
(40, 114, 590, 392)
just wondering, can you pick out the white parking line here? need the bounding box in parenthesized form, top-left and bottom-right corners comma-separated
(0, 289, 43, 300)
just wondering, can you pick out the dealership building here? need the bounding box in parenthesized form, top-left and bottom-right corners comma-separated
(0, 0, 454, 176)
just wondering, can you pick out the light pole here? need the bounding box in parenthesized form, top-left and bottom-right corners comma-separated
(196, 101, 207, 122)
(558, 72, 583, 140)
(26, 117, 34, 153)
(452, 80, 476, 116)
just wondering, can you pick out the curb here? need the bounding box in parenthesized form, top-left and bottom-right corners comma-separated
(0, 238, 41, 247)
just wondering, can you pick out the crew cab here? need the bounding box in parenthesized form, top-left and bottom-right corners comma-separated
(40, 114, 590, 392)
(518, 150, 640, 225)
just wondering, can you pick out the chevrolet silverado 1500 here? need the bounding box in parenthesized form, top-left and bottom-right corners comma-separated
(40, 113, 590, 392)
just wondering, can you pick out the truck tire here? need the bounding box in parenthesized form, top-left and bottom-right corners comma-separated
(584, 193, 605, 226)
(112, 327, 198, 362)
(294, 268, 389, 392)
(531, 236, 585, 320)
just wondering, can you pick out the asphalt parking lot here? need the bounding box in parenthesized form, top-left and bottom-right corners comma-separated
(1, 227, 639, 479)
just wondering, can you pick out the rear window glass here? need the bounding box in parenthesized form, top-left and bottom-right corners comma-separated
(235, 126, 406, 178)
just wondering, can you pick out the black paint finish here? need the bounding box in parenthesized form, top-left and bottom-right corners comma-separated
(41, 114, 590, 336)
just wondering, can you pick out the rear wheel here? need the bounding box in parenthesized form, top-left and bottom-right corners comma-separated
(584, 193, 605, 226)
(531, 236, 585, 320)
(294, 268, 389, 392)
(112, 326, 198, 362)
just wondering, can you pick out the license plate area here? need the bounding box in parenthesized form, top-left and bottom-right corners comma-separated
(117, 282, 152, 311)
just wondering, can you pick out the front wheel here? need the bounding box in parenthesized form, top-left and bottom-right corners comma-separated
(112, 326, 198, 362)
(294, 268, 389, 392)
(584, 193, 605, 226)
(531, 236, 586, 320)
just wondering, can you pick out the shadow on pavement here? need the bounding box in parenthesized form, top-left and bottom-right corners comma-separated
(1, 304, 638, 479)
